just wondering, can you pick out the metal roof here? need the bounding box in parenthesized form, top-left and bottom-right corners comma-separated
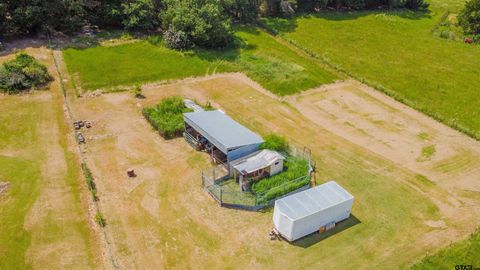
(183, 110, 264, 153)
(183, 99, 204, 112)
(276, 181, 354, 221)
(232, 149, 285, 174)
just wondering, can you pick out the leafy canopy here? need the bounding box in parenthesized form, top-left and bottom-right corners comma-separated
(459, 0, 480, 35)
(0, 53, 52, 93)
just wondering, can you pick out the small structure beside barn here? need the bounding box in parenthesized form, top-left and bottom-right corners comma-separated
(273, 181, 354, 242)
(230, 149, 285, 191)
(183, 110, 264, 166)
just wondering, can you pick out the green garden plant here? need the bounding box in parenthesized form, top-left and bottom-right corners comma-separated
(143, 96, 193, 139)
(260, 133, 290, 153)
(252, 156, 310, 204)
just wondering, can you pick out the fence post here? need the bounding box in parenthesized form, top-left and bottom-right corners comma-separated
(220, 188, 223, 203)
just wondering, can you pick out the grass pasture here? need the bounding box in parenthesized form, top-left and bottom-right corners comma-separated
(0, 48, 99, 269)
(411, 228, 480, 270)
(65, 73, 480, 269)
(63, 27, 337, 95)
(262, 0, 480, 139)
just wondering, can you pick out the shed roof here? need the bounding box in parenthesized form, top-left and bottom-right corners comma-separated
(276, 181, 354, 221)
(184, 110, 263, 153)
(232, 149, 285, 174)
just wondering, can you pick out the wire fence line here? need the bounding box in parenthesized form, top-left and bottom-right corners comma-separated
(201, 146, 314, 211)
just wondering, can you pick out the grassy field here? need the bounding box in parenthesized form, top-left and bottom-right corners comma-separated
(62, 72, 480, 269)
(411, 229, 480, 270)
(63, 27, 337, 95)
(0, 48, 100, 269)
(262, 0, 480, 139)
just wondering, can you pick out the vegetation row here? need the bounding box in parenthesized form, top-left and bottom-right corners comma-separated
(2, 0, 432, 51)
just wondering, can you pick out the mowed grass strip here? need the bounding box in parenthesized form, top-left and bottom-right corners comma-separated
(63, 27, 336, 95)
(262, 0, 480, 138)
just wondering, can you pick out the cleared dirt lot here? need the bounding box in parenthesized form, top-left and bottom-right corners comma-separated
(287, 80, 480, 193)
(68, 73, 480, 269)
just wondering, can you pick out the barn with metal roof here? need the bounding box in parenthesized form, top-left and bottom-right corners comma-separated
(183, 110, 264, 165)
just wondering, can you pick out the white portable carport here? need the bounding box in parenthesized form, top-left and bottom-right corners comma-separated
(273, 181, 354, 241)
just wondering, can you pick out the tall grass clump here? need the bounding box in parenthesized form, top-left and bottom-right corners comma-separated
(81, 163, 97, 200)
(95, 211, 106, 227)
(260, 133, 290, 153)
(252, 156, 310, 204)
(143, 96, 193, 139)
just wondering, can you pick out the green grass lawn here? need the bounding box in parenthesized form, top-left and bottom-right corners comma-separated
(262, 0, 480, 139)
(410, 229, 480, 270)
(0, 89, 97, 268)
(0, 99, 43, 268)
(63, 27, 336, 95)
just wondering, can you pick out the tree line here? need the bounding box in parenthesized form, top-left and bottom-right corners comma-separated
(0, 0, 429, 49)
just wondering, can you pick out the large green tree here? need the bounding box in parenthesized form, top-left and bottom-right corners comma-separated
(163, 0, 234, 49)
(459, 0, 480, 35)
(122, 0, 160, 31)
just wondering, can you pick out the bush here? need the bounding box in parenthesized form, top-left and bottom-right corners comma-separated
(163, 27, 193, 50)
(95, 212, 106, 227)
(260, 133, 290, 153)
(0, 53, 52, 93)
(439, 30, 450, 39)
(143, 96, 193, 139)
(133, 85, 144, 98)
(252, 156, 309, 196)
(459, 0, 480, 35)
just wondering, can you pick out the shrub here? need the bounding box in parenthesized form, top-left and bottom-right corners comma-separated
(459, 0, 480, 35)
(0, 53, 52, 93)
(95, 212, 106, 227)
(260, 133, 290, 153)
(163, 27, 193, 50)
(143, 96, 193, 139)
(133, 85, 144, 98)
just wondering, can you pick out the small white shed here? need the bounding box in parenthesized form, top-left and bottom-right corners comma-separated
(273, 181, 354, 241)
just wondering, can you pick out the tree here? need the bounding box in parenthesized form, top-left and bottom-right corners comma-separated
(163, 0, 234, 49)
(459, 0, 480, 35)
(404, 0, 429, 10)
(122, 0, 160, 31)
(221, 0, 260, 22)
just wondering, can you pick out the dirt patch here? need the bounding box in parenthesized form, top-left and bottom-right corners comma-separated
(0, 182, 10, 196)
(287, 80, 480, 193)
